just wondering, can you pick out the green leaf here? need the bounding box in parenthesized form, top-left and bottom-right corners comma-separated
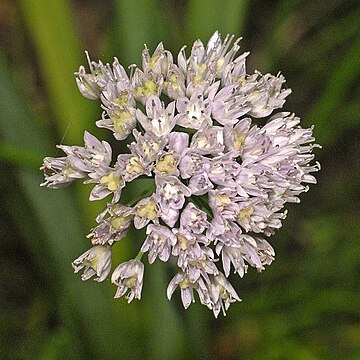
(0, 143, 43, 169)
(113, 0, 169, 65)
(306, 36, 360, 145)
(0, 55, 52, 153)
(185, 0, 249, 43)
(19, 0, 97, 144)
(19, 0, 108, 223)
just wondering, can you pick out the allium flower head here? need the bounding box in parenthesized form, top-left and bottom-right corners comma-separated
(41, 31, 320, 317)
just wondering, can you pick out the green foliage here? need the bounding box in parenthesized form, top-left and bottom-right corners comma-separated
(185, 0, 249, 43)
(20, 0, 96, 143)
(1, 0, 359, 359)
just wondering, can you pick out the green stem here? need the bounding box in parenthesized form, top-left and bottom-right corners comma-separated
(135, 250, 145, 261)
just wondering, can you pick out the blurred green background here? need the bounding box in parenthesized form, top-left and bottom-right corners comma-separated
(1, 0, 359, 359)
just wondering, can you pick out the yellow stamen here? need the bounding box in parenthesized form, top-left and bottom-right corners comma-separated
(112, 111, 133, 135)
(169, 74, 180, 90)
(215, 194, 231, 211)
(179, 277, 190, 289)
(150, 55, 160, 69)
(194, 63, 207, 84)
(113, 91, 130, 107)
(83, 246, 106, 268)
(177, 235, 196, 251)
(232, 132, 246, 151)
(136, 80, 157, 99)
(235, 76, 246, 85)
(100, 172, 122, 191)
(62, 165, 75, 176)
(219, 286, 228, 299)
(126, 157, 144, 176)
(155, 153, 177, 174)
(142, 139, 160, 158)
(125, 275, 138, 288)
(137, 200, 157, 220)
(237, 206, 254, 223)
(111, 214, 132, 230)
(216, 58, 225, 73)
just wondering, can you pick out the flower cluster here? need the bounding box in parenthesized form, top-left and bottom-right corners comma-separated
(41, 31, 320, 317)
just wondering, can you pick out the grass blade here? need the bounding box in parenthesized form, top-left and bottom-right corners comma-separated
(306, 36, 360, 145)
(185, 0, 249, 43)
(113, 0, 169, 65)
(19, 0, 97, 144)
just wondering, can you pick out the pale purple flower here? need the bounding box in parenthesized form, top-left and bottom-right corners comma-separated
(100, 74, 134, 111)
(97, 56, 131, 87)
(88, 204, 133, 245)
(167, 131, 189, 154)
(172, 227, 204, 270)
(234, 197, 286, 235)
(222, 51, 249, 85)
(178, 150, 210, 179)
(208, 187, 238, 219)
(116, 153, 151, 182)
(171, 227, 215, 283)
(40, 156, 86, 188)
(234, 164, 267, 198)
(246, 72, 291, 118)
(153, 151, 179, 177)
(180, 203, 210, 234)
(211, 83, 250, 124)
(167, 272, 212, 309)
(75, 52, 103, 100)
(85, 166, 125, 202)
(58, 131, 112, 174)
(188, 171, 214, 195)
(129, 129, 167, 165)
(177, 40, 211, 88)
(190, 123, 224, 154)
(72, 244, 112, 282)
(186, 245, 219, 283)
(163, 64, 186, 99)
(205, 31, 243, 78)
(141, 42, 173, 76)
(209, 272, 241, 317)
(239, 234, 268, 270)
(133, 195, 159, 229)
(219, 234, 275, 273)
(155, 175, 191, 215)
(111, 259, 144, 302)
(220, 245, 248, 278)
(223, 117, 252, 153)
(132, 68, 163, 105)
(176, 90, 212, 130)
(136, 95, 177, 137)
(208, 151, 241, 187)
(96, 106, 137, 141)
(208, 216, 241, 247)
(141, 224, 177, 263)
(177, 31, 241, 91)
